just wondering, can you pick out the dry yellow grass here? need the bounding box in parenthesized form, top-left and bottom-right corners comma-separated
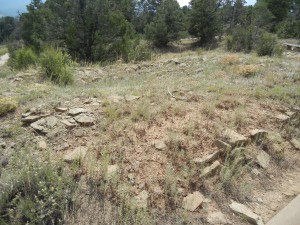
(237, 64, 259, 77)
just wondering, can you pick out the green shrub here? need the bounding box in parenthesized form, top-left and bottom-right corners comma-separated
(128, 41, 152, 62)
(40, 47, 74, 86)
(226, 27, 253, 53)
(256, 32, 283, 57)
(9, 47, 37, 70)
(0, 162, 75, 225)
(276, 20, 300, 39)
(0, 97, 18, 116)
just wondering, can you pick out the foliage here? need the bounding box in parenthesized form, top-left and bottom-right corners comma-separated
(276, 20, 300, 38)
(145, 0, 184, 47)
(0, 160, 75, 225)
(0, 98, 18, 116)
(40, 47, 74, 85)
(256, 32, 283, 56)
(189, 0, 220, 46)
(225, 26, 254, 53)
(0, 16, 16, 43)
(237, 65, 259, 77)
(9, 47, 37, 70)
(128, 40, 153, 62)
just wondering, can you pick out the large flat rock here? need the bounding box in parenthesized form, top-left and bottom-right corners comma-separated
(266, 194, 300, 225)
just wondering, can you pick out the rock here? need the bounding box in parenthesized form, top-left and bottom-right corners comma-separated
(222, 129, 248, 147)
(192, 151, 220, 165)
(135, 190, 149, 208)
(57, 142, 69, 151)
(0, 142, 6, 148)
(68, 108, 89, 116)
(38, 140, 47, 150)
(166, 59, 181, 65)
(229, 201, 264, 225)
(207, 212, 228, 224)
(22, 112, 32, 118)
(74, 130, 84, 137)
(251, 168, 261, 176)
(275, 114, 290, 122)
(214, 139, 231, 151)
(64, 146, 88, 163)
(22, 115, 43, 123)
(31, 119, 48, 133)
(256, 150, 270, 169)
(290, 138, 300, 150)
(154, 140, 167, 150)
(61, 119, 76, 128)
(74, 115, 95, 126)
(1, 158, 9, 167)
(108, 95, 124, 103)
(55, 107, 68, 112)
(200, 161, 221, 178)
(107, 165, 119, 179)
(182, 191, 204, 212)
(46, 116, 58, 128)
(250, 129, 268, 138)
(125, 95, 140, 102)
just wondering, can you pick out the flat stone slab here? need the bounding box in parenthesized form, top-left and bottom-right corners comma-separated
(230, 201, 264, 225)
(222, 129, 248, 146)
(182, 191, 204, 211)
(266, 194, 300, 225)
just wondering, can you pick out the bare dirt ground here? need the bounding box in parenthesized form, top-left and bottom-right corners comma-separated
(0, 46, 300, 224)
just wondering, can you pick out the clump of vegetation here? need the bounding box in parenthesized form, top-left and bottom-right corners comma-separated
(9, 47, 37, 70)
(0, 45, 8, 56)
(40, 47, 74, 86)
(220, 54, 239, 65)
(128, 41, 153, 62)
(256, 32, 283, 56)
(0, 97, 18, 116)
(225, 27, 253, 53)
(0, 161, 76, 225)
(237, 65, 259, 77)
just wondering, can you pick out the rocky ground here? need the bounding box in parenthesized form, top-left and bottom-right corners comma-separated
(0, 46, 300, 225)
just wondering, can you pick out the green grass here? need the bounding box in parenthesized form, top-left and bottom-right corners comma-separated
(0, 45, 8, 56)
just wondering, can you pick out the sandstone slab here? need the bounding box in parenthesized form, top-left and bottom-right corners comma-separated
(182, 191, 204, 212)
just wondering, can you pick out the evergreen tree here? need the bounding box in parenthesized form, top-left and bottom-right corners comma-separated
(0, 16, 16, 43)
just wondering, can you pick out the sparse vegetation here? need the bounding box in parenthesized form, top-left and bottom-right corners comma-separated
(0, 97, 18, 116)
(9, 47, 37, 70)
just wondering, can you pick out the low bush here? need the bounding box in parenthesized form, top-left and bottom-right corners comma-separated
(226, 27, 254, 53)
(0, 161, 76, 225)
(0, 97, 18, 116)
(256, 32, 283, 57)
(128, 41, 153, 62)
(237, 65, 259, 77)
(9, 47, 37, 70)
(40, 47, 74, 85)
(276, 20, 300, 39)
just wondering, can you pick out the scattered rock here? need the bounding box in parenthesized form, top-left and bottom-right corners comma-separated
(192, 151, 220, 165)
(256, 150, 270, 169)
(214, 139, 231, 151)
(46, 116, 58, 128)
(135, 190, 149, 208)
(182, 191, 204, 212)
(74, 115, 95, 126)
(57, 142, 69, 151)
(229, 201, 264, 225)
(275, 114, 290, 122)
(125, 95, 140, 102)
(207, 212, 228, 224)
(107, 165, 119, 179)
(68, 108, 89, 116)
(55, 107, 68, 112)
(22, 115, 43, 123)
(61, 119, 76, 128)
(251, 168, 260, 176)
(200, 161, 221, 178)
(38, 140, 47, 150)
(1, 158, 9, 168)
(222, 129, 248, 147)
(22, 112, 32, 118)
(250, 129, 267, 138)
(290, 138, 300, 150)
(64, 146, 88, 163)
(74, 129, 84, 137)
(154, 140, 167, 150)
(31, 119, 48, 133)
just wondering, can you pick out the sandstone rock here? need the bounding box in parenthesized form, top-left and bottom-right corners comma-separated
(222, 129, 248, 147)
(275, 114, 290, 122)
(57, 142, 69, 151)
(31, 119, 48, 133)
(74, 115, 95, 126)
(230, 201, 264, 225)
(256, 150, 270, 169)
(290, 138, 300, 150)
(192, 151, 220, 165)
(125, 95, 140, 102)
(182, 191, 204, 211)
(68, 108, 89, 116)
(214, 139, 231, 151)
(200, 161, 221, 178)
(38, 140, 47, 150)
(55, 107, 68, 112)
(61, 119, 76, 128)
(64, 146, 88, 163)
(107, 165, 119, 179)
(135, 190, 149, 208)
(154, 140, 167, 150)
(22, 115, 43, 123)
(250, 129, 268, 138)
(46, 116, 58, 128)
(22, 112, 32, 118)
(207, 212, 228, 224)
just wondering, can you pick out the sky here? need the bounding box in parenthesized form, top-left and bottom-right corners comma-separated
(0, 0, 257, 17)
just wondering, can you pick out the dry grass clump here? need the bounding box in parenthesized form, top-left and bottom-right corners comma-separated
(237, 65, 259, 77)
(220, 54, 239, 66)
(0, 97, 18, 116)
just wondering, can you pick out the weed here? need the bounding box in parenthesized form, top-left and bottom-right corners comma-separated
(237, 65, 259, 77)
(0, 97, 18, 116)
(220, 54, 239, 66)
(9, 48, 37, 70)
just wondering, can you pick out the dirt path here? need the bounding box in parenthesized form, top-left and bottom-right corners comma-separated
(0, 53, 9, 66)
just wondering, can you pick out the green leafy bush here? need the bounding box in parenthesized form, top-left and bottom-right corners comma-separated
(276, 20, 300, 39)
(40, 47, 74, 85)
(9, 47, 37, 70)
(256, 32, 283, 56)
(0, 162, 75, 225)
(226, 26, 253, 53)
